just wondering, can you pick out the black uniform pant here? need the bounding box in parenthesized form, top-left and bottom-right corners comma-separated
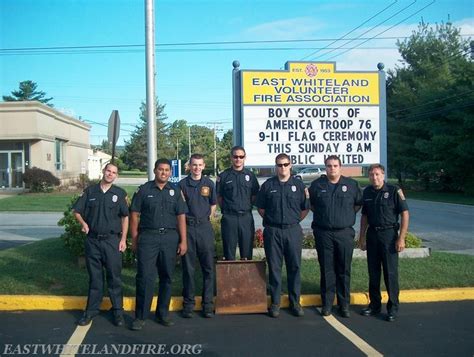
(313, 227, 355, 309)
(84, 235, 123, 316)
(182, 221, 215, 311)
(264, 225, 303, 307)
(135, 230, 179, 320)
(367, 227, 399, 313)
(221, 213, 255, 260)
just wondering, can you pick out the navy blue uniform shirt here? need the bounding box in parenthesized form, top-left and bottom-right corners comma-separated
(362, 183, 409, 227)
(130, 180, 188, 230)
(256, 176, 310, 226)
(309, 175, 363, 230)
(73, 183, 129, 235)
(179, 175, 216, 219)
(216, 168, 259, 213)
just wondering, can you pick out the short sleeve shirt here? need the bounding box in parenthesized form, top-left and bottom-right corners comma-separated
(309, 175, 363, 229)
(361, 183, 409, 227)
(179, 175, 216, 220)
(130, 180, 188, 230)
(256, 176, 310, 226)
(73, 183, 129, 235)
(216, 167, 259, 213)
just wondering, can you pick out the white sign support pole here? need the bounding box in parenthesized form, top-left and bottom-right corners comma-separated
(145, 0, 157, 180)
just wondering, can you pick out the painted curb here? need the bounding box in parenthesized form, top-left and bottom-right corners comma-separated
(0, 287, 473, 311)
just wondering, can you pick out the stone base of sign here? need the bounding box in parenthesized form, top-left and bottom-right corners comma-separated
(250, 247, 430, 260)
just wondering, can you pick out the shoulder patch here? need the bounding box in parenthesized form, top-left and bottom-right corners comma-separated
(397, 189, 406, 201)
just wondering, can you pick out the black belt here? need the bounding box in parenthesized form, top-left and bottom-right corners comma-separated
(89, 232, 118, 240)
(186, 216, 210, 226)
(371, 224, 399, 231)
(265, 223, 299, 229)
(312, 225, 348, 231)
(142, 228, 176, 234)
(224, 210, 251, 216)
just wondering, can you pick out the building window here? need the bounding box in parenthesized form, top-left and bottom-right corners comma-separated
(55, 139, 66, 171)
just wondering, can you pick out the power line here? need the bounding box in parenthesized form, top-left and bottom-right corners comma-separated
(395, 101, 474, 121)
(3, 34, 472, 54)
(0, 46, 406, 56)
(300, 0, 398, 61)
(388, 89, 474, 114)
(324, 0, 436, 61)
(0, 36, 426, 52)
(319, 0, 419, 60)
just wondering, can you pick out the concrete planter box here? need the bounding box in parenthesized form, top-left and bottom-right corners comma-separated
(252, 247, 431, 260)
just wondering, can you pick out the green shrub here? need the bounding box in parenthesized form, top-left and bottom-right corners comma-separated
(253, 228, 315, 249)
(302, 232, 315, 249)
(58, 195, 85, 257)
(405, 231, 423, 248)
(211, 215, 224, 259)
(354, 231, 423, 248)
(23, 167, 60, 192)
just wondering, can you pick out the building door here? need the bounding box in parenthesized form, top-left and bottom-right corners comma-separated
(0, 151, 24, 189)
(0, 153, 8, 188)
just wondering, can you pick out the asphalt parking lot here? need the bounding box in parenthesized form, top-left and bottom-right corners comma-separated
(0, 301, 473, 356)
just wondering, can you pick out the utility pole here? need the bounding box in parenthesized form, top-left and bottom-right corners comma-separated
(176, 138, 179, 160)
(188, 126, 191, 159)
(213, 123, 217, 176)
(145, 0, 156, 180)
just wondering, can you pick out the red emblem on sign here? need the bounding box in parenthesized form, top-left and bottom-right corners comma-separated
(305, 64, 318, 77)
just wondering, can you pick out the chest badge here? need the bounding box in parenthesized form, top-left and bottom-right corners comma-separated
(169, 189, 175, 196)
(291, 185, 297, 192)
(245, 174, 250, 182)
(112, 195, 118, 202)
(342, 185, 347, 192)
(384, 192, 389, 199)
(201, 186, 210, 197)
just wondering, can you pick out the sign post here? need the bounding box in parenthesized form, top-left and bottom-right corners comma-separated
(107, 110, 120, 164)
(169, 159, 181, 184)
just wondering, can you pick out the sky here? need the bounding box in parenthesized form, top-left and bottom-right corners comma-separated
(0, 0, 473, 146)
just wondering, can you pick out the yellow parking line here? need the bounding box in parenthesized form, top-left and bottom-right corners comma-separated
(317, 308, 383, 357)
(59, 323, 92, 357)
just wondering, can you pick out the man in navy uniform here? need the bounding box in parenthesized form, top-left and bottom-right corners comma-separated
(73, 162, 129, 327)
(179, 153, 217, 318)
(129, 159, 187, 331)
(217, 146, 259, 260)
(257, 153, 310, 318)
(358, 163, 409, 322)
(309, 155, 362, 318)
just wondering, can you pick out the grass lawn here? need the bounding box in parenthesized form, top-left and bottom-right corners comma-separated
(0, 238, 473, 296)
(119, 171, 147, 178)
(353, 177, 474, 205)
(0, 192, 76, 212)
